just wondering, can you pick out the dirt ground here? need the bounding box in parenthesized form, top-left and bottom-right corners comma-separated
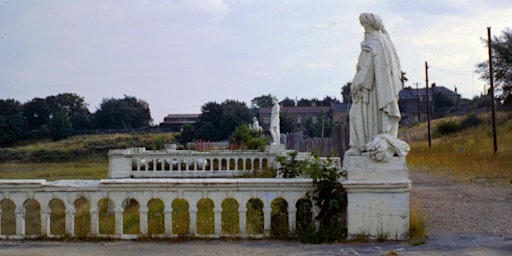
(0, 169, 511, 255)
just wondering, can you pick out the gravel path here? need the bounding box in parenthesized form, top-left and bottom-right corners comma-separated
(410, 169, 512, 237)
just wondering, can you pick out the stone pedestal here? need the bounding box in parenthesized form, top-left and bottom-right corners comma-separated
(266, 144, 286, 153)
(341, 156, 411, 240)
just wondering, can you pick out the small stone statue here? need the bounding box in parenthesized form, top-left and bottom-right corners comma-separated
(270, 97, 280, 145)
(251, 117, 262, 133)
(345, 13, 409, 160)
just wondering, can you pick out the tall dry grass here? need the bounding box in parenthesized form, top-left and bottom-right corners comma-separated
(403, 112, 512, 183)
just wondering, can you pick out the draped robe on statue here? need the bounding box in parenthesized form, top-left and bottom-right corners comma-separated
(349, 31, 402, 152)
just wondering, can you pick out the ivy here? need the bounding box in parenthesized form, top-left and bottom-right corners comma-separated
(276, 151, 347, 243)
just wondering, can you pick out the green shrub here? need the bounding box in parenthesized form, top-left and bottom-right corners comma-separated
(460, 113, 482, 129)
(435, 120, 461, 136)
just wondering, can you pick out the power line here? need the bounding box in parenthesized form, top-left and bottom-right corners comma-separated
(427, 65, 474, 76)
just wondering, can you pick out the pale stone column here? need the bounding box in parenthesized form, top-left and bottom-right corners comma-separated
(89, 206, 99, 236)
(65, 208, 76, 236)
(163, 208, 173, 236)
(114, 207, 124, 236)
(341, 156, 411, 240)
(40, 207, 50, 237)
(139, 207, 148, 235)
(263, 207, 271, 236)
(213, 207, 222, 235)
(189, 207, 198, 236)
(287, 208, 296, 235)
(15, 207, 25, 236)
(238, 207, 247, 235)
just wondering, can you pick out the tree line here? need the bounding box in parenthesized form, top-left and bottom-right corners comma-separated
(0, 93, 151, 146)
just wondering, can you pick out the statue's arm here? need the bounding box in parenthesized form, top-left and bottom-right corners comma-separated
(351, 48, 374, 99)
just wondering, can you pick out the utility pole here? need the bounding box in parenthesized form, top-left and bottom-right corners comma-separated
(487, 27, 498, 153)
(415, 82, 420, 122)
(425, 61, 431, 149)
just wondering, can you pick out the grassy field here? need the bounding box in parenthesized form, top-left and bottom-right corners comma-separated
(0, 132, 176, 180)
(402, 111, 512, 184)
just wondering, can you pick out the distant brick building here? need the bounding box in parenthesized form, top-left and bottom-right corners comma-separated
(159, 114, 199, 132)
(398, 84, 461, 125)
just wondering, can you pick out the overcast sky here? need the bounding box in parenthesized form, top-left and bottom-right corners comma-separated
(1, 0, 511, 124)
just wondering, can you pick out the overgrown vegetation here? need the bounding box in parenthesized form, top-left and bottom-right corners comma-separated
(276, 151, 347, 243)
(404, 111, 512, 183)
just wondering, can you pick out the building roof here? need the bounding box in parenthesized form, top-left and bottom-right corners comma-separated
(399, 85, 460, 100)
(259, 106, 331, 114)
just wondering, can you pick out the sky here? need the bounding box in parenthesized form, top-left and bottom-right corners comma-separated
(1, 0, 511, 124)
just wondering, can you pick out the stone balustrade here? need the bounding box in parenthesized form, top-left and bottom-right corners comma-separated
(108, 147, 281, 178)
(0, 178, 316, 239)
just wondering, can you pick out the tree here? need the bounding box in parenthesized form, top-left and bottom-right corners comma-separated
(175, 123, 195, 145)
(250, 94, 273, 108)
(194, 100, 252, 141)
(280, 97, 296, 107)
(476, 28, 512, 105)
(304, 115, 332, 138)
(0, 99, 26, 146)
(319, 96, 340, 106)
(341, 82, 351, 104)
(297, 98, 313, 107)
(93, 95, 152, 129)
(280, 113, 294, 133)
(48, 110, 73, 140)
(51, 93, 91, 130)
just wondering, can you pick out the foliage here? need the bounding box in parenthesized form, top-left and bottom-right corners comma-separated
(280, 113, 295, 133)
(93, 95, 152, 129)
(280, 97, 296, 107)
(405, 112, 512, 183)
(434, 114, 483, 137)
(434, 119, 461, 136)
(48, 110, 73, 141)
(229, 124, 266, 151)
(341, 82, 352, 104)
(195, 100, 252, 141)
(175, 124, 195, 145)
(470, 93, 492, 109)
(250, 94, 274, 108)
(475, 28, 512, 105)
(23, 93, 91, 134)
(276, 151, 347, 243)
(275, 151, 305, 178)
(433, 91, 455, 110)
(409, 203, 428, 244)
(0, 99, 25, 146)
(304, 115, 332, 138)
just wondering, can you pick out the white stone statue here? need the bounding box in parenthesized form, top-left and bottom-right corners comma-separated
(252, 117, 262, 133)
(345, 13, 409, 160)
(270, 97, 280, 145)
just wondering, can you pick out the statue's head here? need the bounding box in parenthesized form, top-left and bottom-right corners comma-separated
(359, 13, 383, 31)
(272, 97, 278, 104)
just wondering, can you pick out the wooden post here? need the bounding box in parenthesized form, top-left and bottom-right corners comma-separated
(487, 27, 498, 153)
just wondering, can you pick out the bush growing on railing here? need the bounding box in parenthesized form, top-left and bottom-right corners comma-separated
(229, 124, 266, 151)
(276, 151, 347, 243)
